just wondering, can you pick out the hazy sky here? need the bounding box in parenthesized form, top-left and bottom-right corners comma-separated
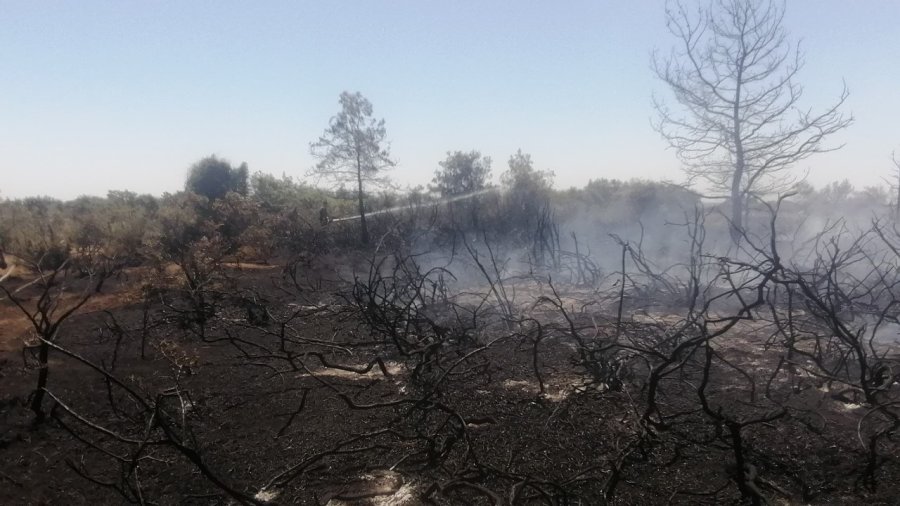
(1, 1, 897, 200)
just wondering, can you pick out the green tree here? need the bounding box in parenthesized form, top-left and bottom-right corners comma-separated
(502, 150, 553, 211)
(431, 150, 492, 197)
(250, 171, 326, 212)
(431, 150, 493, 229)
(185, 156, 249, 201)
(498, 150, 555, 236)
(310, 91, 394, 244)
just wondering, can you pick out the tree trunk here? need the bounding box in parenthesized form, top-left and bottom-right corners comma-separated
(730, 166, 746, 244)
(895, 168, 900, 221)
(356, 160, 369, 245)
(30, 340, 49, 422)
(730, 66, 745, 245)
(728, 422, 761, 505)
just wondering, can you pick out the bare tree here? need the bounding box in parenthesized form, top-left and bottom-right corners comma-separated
(653, 0, 852, 243)
(0, 254, 112, 422)
(310, 91, 394, 245)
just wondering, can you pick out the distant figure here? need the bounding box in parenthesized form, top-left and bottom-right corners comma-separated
(319, 201, 330, 226)
(0, 244, 6, 270)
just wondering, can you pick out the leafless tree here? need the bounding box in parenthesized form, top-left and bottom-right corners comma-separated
(0, 254, 113, 422)
(653, 0, 852, 243)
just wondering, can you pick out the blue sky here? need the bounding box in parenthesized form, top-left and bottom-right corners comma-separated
(1, 1, 897, 199)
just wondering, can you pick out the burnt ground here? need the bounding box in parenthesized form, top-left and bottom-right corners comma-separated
(1, 258, 899, 505)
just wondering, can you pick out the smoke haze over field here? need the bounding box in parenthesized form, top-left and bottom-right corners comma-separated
(1, 1, 897, 199)
(7, 3, 900, 501)
(0, 0, 900, 494)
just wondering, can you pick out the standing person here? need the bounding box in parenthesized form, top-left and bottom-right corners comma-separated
(319, 201, 330, 226)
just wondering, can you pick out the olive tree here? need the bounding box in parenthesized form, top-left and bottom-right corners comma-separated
(185, 156, 249, 201)
(310, 91, 394, 244)
(501, 149, 554, 222)
(653, 0, 851, 243)
(431, 150, 492, 197)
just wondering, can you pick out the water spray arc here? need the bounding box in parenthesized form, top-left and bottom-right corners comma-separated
(330, 187, 501, 223)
